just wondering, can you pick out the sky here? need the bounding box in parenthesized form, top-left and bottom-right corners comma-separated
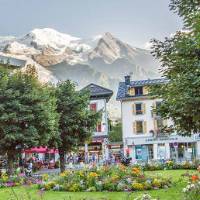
(0, 0, 183, 48)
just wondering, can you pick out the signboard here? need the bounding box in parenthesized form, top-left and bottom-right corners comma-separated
(126, 135, 196, 146)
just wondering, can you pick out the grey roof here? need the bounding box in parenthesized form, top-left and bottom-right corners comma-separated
(82, 83, 113, 101)
(0, 55, 26, 67)
(116, 78, 168, 100)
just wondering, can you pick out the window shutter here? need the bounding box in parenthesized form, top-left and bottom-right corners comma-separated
(133, 122, 136, 134)
(143, 86, 149, 95)
(129, 88, 135, 96)
(152, 102, 156, 109)
(132, 104, 136, 115)
(142, 103, 146, 114)
(152, 102, 156, 117)
(143, 121, 147, 133)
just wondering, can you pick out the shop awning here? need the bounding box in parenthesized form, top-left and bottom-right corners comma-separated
(24, 147, 58, 154)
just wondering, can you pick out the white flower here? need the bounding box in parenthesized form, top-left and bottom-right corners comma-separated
(182, 188, 187, 193)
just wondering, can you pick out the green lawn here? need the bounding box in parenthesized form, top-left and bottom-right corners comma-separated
(0, 170, 195, 200)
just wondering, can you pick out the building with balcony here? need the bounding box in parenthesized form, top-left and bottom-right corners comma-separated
(81, 83, 113, 162)
(117, 76, 200, 162)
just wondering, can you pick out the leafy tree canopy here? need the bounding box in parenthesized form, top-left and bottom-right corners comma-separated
(0, 66, 59, 174)
(150, 0, 200, 135)
(55, 80, 101, 172)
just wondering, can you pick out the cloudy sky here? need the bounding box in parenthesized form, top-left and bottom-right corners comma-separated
(0, 0, 182, 48)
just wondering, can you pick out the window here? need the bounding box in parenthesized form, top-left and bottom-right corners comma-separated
(128, 87, 135, 96)
(135, 87, 143, 96)
(133, 121, 147, 134)
(136, 121, 143, 134)
(133, 103, 146, 115)
(90, 103, 97, 111)
(135, 103, 143, 115)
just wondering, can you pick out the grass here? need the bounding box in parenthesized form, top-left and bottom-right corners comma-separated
(0, 170, 195, 200)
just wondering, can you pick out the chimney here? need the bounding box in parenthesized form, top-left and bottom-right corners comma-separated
(125, 75, 131, 85)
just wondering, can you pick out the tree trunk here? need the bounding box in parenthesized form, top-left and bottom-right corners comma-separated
(7, 150, 15, 175)
(59, 149, 66, 173)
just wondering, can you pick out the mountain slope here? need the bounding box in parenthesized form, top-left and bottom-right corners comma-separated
(0, 28, 161, 119)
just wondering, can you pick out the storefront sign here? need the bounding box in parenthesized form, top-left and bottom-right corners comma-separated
(145, 137, 178, 143)
(126, 135, 196, 146)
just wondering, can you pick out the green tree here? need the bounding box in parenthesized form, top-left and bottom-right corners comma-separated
(109, 121, 122, 142)
(150, 0, 200, 136)
(0, 66, 59, 174)
(55, 80, 100, 172)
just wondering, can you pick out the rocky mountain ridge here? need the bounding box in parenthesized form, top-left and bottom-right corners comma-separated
(0, 28, 161, 118)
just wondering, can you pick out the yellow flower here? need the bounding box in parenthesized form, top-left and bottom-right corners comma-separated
(132, 167, 141, 175)
(111, 175, 119, 182)
(152, 178, 161, 188)
(1, 173, 8, 182)
(44, 181, 56, 190)
(166, 160, 173, 164)
(132, 182, 144, 190)
(60, 170, 70, 177)
(79, 171, 84, 177)
(89, 172, 98, 178)
(42, 174, 49, 181)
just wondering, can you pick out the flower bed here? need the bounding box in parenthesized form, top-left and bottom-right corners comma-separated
(38, 165, 172, 192)
(141, 160, 200, 171)
(182, 174, 200, 200)
(0, 172, 42, 188)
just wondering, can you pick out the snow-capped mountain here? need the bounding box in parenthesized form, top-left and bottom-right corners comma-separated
(0, 28, 160, 118)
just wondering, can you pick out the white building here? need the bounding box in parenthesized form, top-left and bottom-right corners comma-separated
(82, 83, 113, 161)
(117, 76, 200, 162)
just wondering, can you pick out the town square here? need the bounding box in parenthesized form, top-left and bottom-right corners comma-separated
(0, 0, 200, 199)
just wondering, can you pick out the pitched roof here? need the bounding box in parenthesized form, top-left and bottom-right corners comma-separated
(116, 78, 168, 100)
(82, 83, 113, 101)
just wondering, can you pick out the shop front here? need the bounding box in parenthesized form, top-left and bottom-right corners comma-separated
(80, 136, 110, 163)
(169, 142, 196, 161)
(126, 134, 199, 162)
(134, 145, 153, 161)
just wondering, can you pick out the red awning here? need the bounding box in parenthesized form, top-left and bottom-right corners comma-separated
(24, 147, 58, 154)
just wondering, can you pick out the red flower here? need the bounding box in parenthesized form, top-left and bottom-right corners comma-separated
(191, 175, 199, 182)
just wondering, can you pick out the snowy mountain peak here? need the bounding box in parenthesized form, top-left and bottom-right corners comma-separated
(0, 28, 161, 119)
(20, 28, 80, 51)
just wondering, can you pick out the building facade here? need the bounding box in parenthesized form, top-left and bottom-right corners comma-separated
(117, 76, 200, 162)
(82, 83, 113, 162)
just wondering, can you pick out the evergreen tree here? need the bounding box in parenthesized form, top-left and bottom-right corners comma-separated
(55, 80, 100, 172)
(150, 0, 200, 136)
(0, 66, 59, 174)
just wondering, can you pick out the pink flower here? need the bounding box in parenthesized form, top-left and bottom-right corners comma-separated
(5, 182, 15, 187)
